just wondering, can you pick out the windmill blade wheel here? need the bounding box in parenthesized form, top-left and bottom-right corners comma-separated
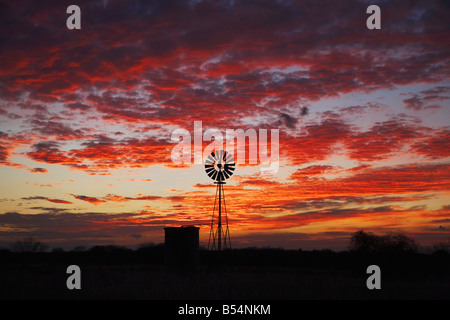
(204, 150, 235, 182)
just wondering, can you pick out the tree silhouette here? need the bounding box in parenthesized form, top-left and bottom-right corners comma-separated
(11, 237, 48, 253)
(349, 230, 381, 252)
(349, 230, 417, 253)
(381, 232, 417, 252)
(432, 239, 450, 254)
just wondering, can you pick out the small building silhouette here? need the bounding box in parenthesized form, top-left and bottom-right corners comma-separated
(164, 226, 199, 272)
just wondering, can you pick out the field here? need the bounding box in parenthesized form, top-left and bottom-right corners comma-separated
(1, 247, 449, 300)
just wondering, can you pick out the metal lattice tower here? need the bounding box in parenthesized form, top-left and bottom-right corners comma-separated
(204, 150, 235, 253)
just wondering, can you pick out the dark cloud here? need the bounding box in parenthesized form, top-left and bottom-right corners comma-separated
(279, 113, 298, 129)
(300, 106, 309, 116)
(21, 196, 73, 204)
(412, 128, 450, 159)
(0, 145, 7, 162)
(28, 167, 48, 173)
(0, 210, 167, 248)
(403, 86, 450, 110)
(70, 194, 107, 205)
(29, 119, 85, 139)
(104, 194, 162, 202)
(27, 141, 78, 166)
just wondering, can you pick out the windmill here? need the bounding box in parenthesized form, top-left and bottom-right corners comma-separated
(204, 150, 235, 254)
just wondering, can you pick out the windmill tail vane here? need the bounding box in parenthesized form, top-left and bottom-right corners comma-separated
(204, 150, 235, 252)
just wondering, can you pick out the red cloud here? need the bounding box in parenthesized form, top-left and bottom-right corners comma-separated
(17, 111, 449, 178)
(403, 86, 450, 110)
(0, 133, 30, 168)
(104, 194, 162, 202)
(288, 163, 450, 197)
(290, 165, 338, 180)
(28, 167, 48, 173)
(70, 194, 106, 205)
(412, 128, 450, 159)
(64, 193, 165, 205)
(27, 142, 79, 165)
(25, 137, 173, 174)
(0, 145, 8, 163)
(30, 119, 86, 140)
(282, 118, 351, 165)
(45, 198, 73, 204)
(345, 120, 422, 161)
(21, 196, 72, 204)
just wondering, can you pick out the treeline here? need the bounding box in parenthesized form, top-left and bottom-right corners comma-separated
(1, 232, 449, 277)
(3, 231, 450, 254)
(349, 230, 419, 253)
(1, 244, 449, 278)
(0, 243, 165, 265)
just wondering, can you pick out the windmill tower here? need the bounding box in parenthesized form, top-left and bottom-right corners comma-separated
(204, 150, 235, 254)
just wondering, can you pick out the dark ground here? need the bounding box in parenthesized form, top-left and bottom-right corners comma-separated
(0, 247, 449, 300)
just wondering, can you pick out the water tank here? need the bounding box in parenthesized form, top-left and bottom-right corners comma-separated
(164, 226, 199, 272)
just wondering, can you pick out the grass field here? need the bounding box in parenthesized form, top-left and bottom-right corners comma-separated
(1, 248, 449, 300)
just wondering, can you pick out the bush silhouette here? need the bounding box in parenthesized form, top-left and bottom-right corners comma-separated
(11, 237, 48, 253)
(349, 230, 417, 253)
(432, 239, 450, 254)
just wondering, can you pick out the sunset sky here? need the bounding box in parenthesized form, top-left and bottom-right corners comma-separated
(0, 0, 449, 250)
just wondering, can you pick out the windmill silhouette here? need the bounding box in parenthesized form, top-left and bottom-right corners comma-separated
(204, 150, 235, 254)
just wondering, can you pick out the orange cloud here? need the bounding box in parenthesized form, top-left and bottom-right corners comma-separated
(70, 194, 107, 205)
